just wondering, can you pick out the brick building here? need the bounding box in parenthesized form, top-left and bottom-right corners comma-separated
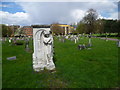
(22, 26, 33, 36)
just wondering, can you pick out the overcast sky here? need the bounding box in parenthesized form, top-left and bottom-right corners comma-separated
(0, 0, 119, 26)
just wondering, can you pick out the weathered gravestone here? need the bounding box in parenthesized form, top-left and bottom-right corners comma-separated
(78, 44, 86, 50)
(2, 38, 5, 43)
(61, 36, 65, 43)
(5, 38, 7, 41)
(70, 35, 74, 41)
(88, 33, 92, 47)
(32, 28, 55, 72)
(65, 35, 69, 39)
(105, 32, 108, 41)
(8, 38, 12, 43)
(7, 56, 16, 60)
(74, 38, 77, 44)
(25, 37, 30, 51)
(117, 40, 120, 47)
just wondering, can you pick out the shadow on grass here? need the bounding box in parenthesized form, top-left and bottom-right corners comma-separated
(53, 53, 57, 64)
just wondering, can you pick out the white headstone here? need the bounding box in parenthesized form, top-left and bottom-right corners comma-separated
(32, 28, 55, 72)
(75, 38, 76, 44)
(88, 38, 92, 47)
(9, 39, 11, 43)
(76, 37, 79, 41)
(117, 40, 120, 47)
(65, 36, 68, 39)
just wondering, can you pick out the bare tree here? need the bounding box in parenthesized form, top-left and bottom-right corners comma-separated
(83, 9, 98, 34)
(94, 19, 104, 34)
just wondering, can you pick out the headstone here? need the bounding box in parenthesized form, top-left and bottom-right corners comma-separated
(88, 38, 92, 46)
(4, 37, 7, 42)
(82, 33, 85, 37)
(25, 37, 30, 51)
(13, 40, 16, 45)
(74, 36, 78, 44)
(78, 44, 86, 50)
(117, 40, 120, 47)
(7, 56, 16, 60)
(13, 38, 17, 45)
(105, 32, 108, 41)
(2, 38, 4, 43)
(76, 36, 79, 41)
(78, 34, 81, 37)
(70, 35, 74, 41)
(9, 38, 12, 43)
(59, 36, 61, 42)
(61, 36, 65, 43)
(88, 33, 92, 47)
(32, 28, 55, 72)
(78, 45, 82, 50)
(87, 48, 92, 50)
(65, 35, 68, 39)
(75, 38, 77, 44)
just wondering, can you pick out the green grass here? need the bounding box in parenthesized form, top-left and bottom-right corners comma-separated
(2, 37, 119, 88)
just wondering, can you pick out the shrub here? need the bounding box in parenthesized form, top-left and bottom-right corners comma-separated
(14, 40, 24, 45)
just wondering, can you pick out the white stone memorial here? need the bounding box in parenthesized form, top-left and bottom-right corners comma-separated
(32, 28, 55, 72)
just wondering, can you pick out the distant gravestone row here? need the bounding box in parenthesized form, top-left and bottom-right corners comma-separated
(56, 33, 93, 51)
(58, 34, 80, 44)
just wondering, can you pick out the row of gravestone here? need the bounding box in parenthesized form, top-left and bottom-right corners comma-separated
(2, 37, 31, 51)
(56, 34, 120, 48)
(57, 34, 92, 50)
(58, 35, 81, 43)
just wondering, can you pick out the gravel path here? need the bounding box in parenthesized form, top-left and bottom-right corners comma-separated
(100, 38, 119, 41)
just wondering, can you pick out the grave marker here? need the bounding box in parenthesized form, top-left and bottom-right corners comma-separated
(117, 40, 120, 47)
(25, 37, 30, 51)
(32, 28, 55, 72)
(88, 33, 92, 47)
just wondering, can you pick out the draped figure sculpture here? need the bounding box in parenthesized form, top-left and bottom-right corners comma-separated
(32, 29, 55, 72)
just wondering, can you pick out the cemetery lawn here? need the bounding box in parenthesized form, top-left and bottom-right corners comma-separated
(2, 37, 119, 88)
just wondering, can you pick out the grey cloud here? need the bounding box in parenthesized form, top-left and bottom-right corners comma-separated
(17, 2, 117, 25)
(1, 2, 118, 26)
